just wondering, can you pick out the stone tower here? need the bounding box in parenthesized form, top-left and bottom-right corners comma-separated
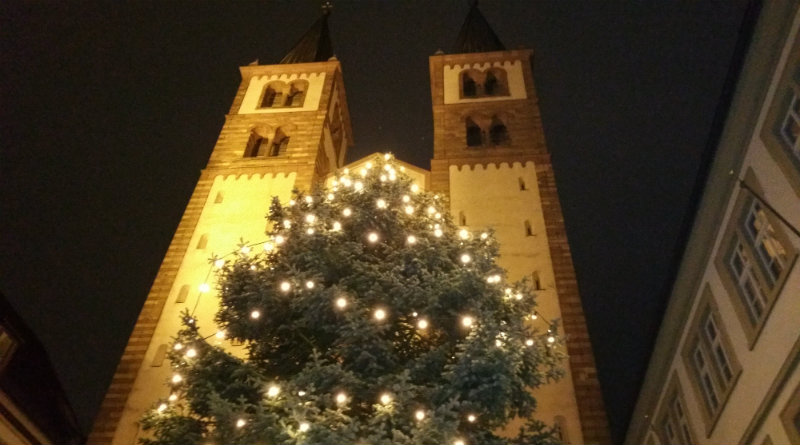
(428, 4, 610, 443)
(88, 11, 353, 444)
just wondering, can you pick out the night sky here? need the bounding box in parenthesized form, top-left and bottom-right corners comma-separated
(1, 1, 749, 442)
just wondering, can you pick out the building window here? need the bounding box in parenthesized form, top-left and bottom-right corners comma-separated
(657, 376, 696, 445)
(484, 68, 509, 96)
(518, 177, 527, 191)
(458, 211, 467, 226)
(780, 381, 800, 444)
(246, 131, 269, 157)
(258, 80, 308, 109)
(524, 220, 533, 236)
(489, 116, 509, 145)
(459, 68, 509, 99)
(780, 91, 800, 162)
(715, 173, 797, 345)
(466, 118, 483, 147)
(682, 288, 740, 428)
(270, 130, 289, 157)
(532, 271, 542, 290)
(462, 71, 477, 97)
(214, 191, 224, 204)
(196, 234, 208, 250)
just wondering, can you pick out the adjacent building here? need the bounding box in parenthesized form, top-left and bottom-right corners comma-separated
(626, 2, 800, 444)
(90, 5, 609, 444)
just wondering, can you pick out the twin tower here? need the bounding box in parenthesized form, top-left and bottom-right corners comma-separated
(90, 5, 610, 444)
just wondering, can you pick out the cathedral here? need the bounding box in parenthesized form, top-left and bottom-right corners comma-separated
(89, 4, 609, 444)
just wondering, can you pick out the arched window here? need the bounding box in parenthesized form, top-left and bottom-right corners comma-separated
(524, 220, 533, 236)
(459, 211, 467, 226)
(196, 234, 208, 250)
(484, 68, 509, 96)
(462, 72, 477, 97)
(485, 71, 498, 95)
(489, 116, 509, 146)
(261, 86, 277, 108)
(270, 130, 289, 156)
(532, 271, 542, 290)
(466, 118, 483, 147)
(518, 177, 527, 191)
(286, 80, 307, 107)
(246, 131, 269, 157)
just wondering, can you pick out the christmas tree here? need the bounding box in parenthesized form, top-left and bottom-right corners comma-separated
(141, 154, 566, 445)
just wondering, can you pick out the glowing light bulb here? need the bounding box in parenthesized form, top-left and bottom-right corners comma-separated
(214, 259, 225, 268)
(380, 393, 392, 405)
(530, 313, 538, 320)
(481, 232, 488, 240)
(434, 229, 443, 237)
(427, 206, 436, 215)
(236, 418, 246, 428)
(305, 195, 313, 204)
(367, 232, 379, 243)
(298, 390, 306, 396)
(215, 330, 226, 339)
(157, 403, 167, 413)
(547, 335, 556, 344)
(380, 174, 387, 182)
(417, 319, 428, 329)
(400, 166, 406, 171)
(306, 228, 315, 235)
(168, 393, 178, 402)
(412, 311, 418, 317)
(467, 414, 477, 423)
(299, 422, 310, 432)
(305, 214, 316, 223)
(199, 283, 210, 293)
(305, 280, 314, 289)
(411, 184, 420, 193)
(526, 339, 534, 346)
(280, 281, 291, 292)
(267, 385, 280, 398)
(402, 195, 410, 203)
(171, 374, 182, 384)
(460, 254, 471, 264)
(515, 293, 523, 300)
(327, 193, 335, 200)
(335, 297, 347, 309)
(459, 229, 469, 240)
(495, 339, 503, 347)
(275, 235, 285, 244)
(374, 308, 386, 320)
(376, 198, 387, 209)
(343, 208, 352, 217)
(332, 221, 342, 231)
(342, 177, 352, 187)
(415, 410, 425, 421)
(461, 316, 474, 328)
(454, 439, 466, 445)
(289, 199, 296, 206)
(264, 242, 274, 252)
(250, 265, 257, 270)
(384, 153, 392, 160)
(186, 348, 197, 358)
(365, 162, 373, 169)
(435, 213, 441, 219)
(336, 392, 347, 404)
(250, 310, 261, 319)
(283, 220, 291, 229)
(354, 181, 364, 191)
(407, 235, 417, 244)
(173, 343, 183, 351)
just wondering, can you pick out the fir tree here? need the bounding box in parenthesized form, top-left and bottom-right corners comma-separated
(141, 154, 566, 445)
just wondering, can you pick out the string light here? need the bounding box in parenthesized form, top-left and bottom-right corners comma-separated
(275, 235, 285, 244)
(299, 422, 310, 432)
(547, 335, 556, 344)
(481, 232, 488, 239)
(305, 214, 316, 223)
(407, 235, 417, 244)
(306, 228, 315, 235)
(168, 393, 178, 402)
(405, 205, 414, 215)
(336, 392, 347, 405)
(251, 310, 261, 319)
(267, 385, 280, 398)
(415, 410, 425, 421)
(283, 220, 292, 229)
(236, 418, 246, 428)
(365, 162, 373, 169)
(515, 292, 523, 300)
(526, 339, 534, 346)
(380, 393, 392, 405)
(530, 313, 538, 320)
(380, 174, 387, 182)
(461, 316, 474, 328)
(467, 414, 477, 423)
(305, 281, 314, 289)
(374, 308, 386, 320)
(335, 297, 347, 309)
(427, 206, 436, 215)
(376, 198, 387, 209)
(417, 319, 428, 329)
(367, 232, 379, 243)
(280, 281, 291, 292)
(214, 259, 225, 268)
(173, 343, 183, 351)
(402, 195, 410, 203)
(343, 208, 352, 217)
(327, 193, 335, 200)
(304, 196, 313, 204)
(157, 403, 167, 413)
(289, 199, 296, 206)
(171, 374, 182, 384)
(459, 229, 469, 239)
(434, 213, 441, 219)
(186, 348, 197, 358)
(332, 221, 342, 231)
(434, 228, 443, 237)
(354, 181, 364, 191)
(199, 283, 210, 293)
(215, 330, 226, 339)
(460, 254, 471, 264)
(454, 440, 466, 445)
(264, 242, 274, 252)
(298, 390, 306, 396)
(250, 265, 257, 270)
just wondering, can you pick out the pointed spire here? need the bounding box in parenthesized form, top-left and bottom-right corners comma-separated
(452, 1, 505, 54)
(279, 2, 334, 64)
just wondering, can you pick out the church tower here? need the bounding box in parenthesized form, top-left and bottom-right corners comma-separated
(88, 10, 353, 444)
(429, 4, 610, 443)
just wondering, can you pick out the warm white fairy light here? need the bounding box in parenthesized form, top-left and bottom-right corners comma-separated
(460, 254, 471, 264)
(380, 393, 392, 405)
(515, 292, 523, 300)
(384, 153, 392, 160)
(250, 265, 257, 270)
(280, 281, 291, 292)
(367, 232, 379, 243)
(299, 422, 310, 432)
(405, 205, 414, 215)
(374, 308, 387, 321)
(336, 392, 347, 404)
(173, 343, 183, 351)
(530, 313, 538, 320)
(214, 258, 225, 268)
(199, 283, 210, 293)
(467, 414, 477, 423)
(332, 221, 342, 231)
(486, 274, 501, 283)
(168, 393, 178, 401)
(305, 195, 313, 204)
(251, 310, 261, 319)
(400, 166, 406, 172)
(495, 339, 503, 347)
(380, 174, 387, 182)
(412, 311, 418, 317)
(481, 232, 488, 240)
(275, 235, 285, 244)
(434, 228, 443, 237)
(459, 229, 469, 240)
(157, 403, 167, 413)
(186, 348, 197, 358)
(298, 390, 306, 396)
(264, 242, 274, 252)
(305, 214, 316, 223)
(306, 228, 315, 235)
(267, 385, 280, 398)
(376, 198, 387, 209)
(417, 319, 428, 329)
(427, 206, 436, 215)
(389, 172, 396, 181)
(343, 208, 352, 217)
(411, 183, 420, 193)
(171, 374, 182, 384)
(305, 280, 315, 289)
(327, 193, 335, 200)
(289, 199, 296, 206)
(461, 316, 474, 328)
(283, 220, 292, 229)
(354, 181, 364, 191)
(402, 195, 410, 203)
(547, 335, 556, 344)
(415, 410, 425, 421)
(215, 330, 226, 339)
(526, 339, 534, 346)
(236, 418, 246, 428)
(342, 177, 352, 187)
(407, 235, 417, 244)
(434, 213, 441, 219)
(335, 297, 347, 309)
(454, 439, 466, 445)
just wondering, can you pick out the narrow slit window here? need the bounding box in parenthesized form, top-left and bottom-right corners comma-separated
(459, 211, 467, 226)
(261, 87, 277, 108)
(150, 344, 167, 367)
(196, 234, 208, 250)
(176, 284, 190, 303)
(524, 220, 533, 236)
(532, 271, 542, 290)
(518, 177, 527, 191)
(214, 191, 224, 204)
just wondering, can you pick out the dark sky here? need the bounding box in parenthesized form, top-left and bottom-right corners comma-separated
(1, 1, 749, 442)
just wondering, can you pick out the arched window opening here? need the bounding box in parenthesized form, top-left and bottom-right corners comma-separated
(270, 130, 289, 157)
(176, 284, 189, 304)
(462, 72, 477, 97)
(459, 211, 467, 226)
(524, 220, 533, 237)
(261, 86, 277, 108)
(196, 234, 208, 250)
(246, 131, 269, 157)
(489, 117, 509, 146)
(286, 81, 306, 107)
(484, 68, 509, 96)
(485, 71, 498, 95)
(214, 191, 224, 204)
(518, 177, 527, 191)
(466, 118, 483, 147)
